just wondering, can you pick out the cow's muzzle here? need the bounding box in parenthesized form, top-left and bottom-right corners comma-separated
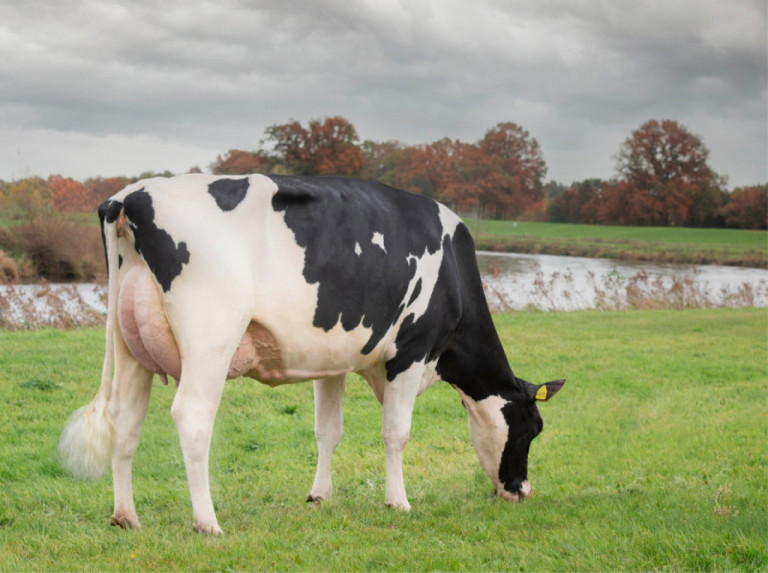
(498, 480, 532, 502)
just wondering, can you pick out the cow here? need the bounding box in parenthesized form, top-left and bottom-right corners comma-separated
(58, 174, 564, 535)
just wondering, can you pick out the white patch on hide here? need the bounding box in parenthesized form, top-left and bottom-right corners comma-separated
(371, 232, 387, 253)
(452, 388, 509, 494)
(354, 242, 362, 256)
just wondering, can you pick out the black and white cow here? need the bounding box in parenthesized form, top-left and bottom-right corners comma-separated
(59, 174, 564, 535)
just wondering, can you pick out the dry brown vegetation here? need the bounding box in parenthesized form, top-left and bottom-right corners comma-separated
(0, 281, 106, 329)
(0, 249, 18, 284)
(483, 263, 768, 312)
(0, 218, 104, 282)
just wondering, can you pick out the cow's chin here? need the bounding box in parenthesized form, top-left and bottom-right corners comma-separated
(496, 480, 531, 502)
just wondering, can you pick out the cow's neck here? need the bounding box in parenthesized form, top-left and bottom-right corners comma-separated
(436, 311, 519, 402)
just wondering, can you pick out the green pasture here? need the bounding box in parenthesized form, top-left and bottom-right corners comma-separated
(465, 219, 768, 267)
(1, 309, 766, 571)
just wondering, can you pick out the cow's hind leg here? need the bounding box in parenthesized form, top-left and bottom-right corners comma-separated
(170, 310, 250, 536)
(307, 374, 346, 503)
(109, 334, 154, 530)
(170, 353, 232, 536)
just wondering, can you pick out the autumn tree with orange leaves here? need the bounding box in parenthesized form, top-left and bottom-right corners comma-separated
(86, 177, 131, 206)
(264, 116, 365, 176)
(211, 149, 272, 175)
(606, 119, 725, 226)
(392, 123, 547, 219)
(718, 185, 768, 230)
(49, 175, 93, 213)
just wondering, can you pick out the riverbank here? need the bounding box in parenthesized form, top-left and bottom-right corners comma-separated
(3, 253, 766, 329)
(478, 251, 768, 312)
(466, 219, 768, 268)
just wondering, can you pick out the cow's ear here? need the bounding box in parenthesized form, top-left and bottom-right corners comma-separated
(529, 379, 565, 402)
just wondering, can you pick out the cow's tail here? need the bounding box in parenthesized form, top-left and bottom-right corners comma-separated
(58, 201, 121, 480)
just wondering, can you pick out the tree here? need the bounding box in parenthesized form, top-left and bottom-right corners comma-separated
(614, 119, 723, 226)
(1, 177, 53, 220)
(549, 179, 602, 223)
(718, 185, 768, 229)
(581, 178, 692, 226)
(86, 177, 131, 206)
(477, 122, 547, 218)
(264, 116, 365, 176)
(393, 123, 548, 219)
(395, 138, 465, 202)
(211, 150, 272, 175)
(49, 175, 92, 213)
(361, 140, 404, 187)
(544, 180, 567, 200)
(580, 180, 634, 225)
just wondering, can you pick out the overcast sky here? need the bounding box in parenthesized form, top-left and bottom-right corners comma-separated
(1, 0, 766, 188)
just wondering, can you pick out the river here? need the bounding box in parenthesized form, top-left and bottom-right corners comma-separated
(1, 253, 767, 327)
(477, 251, 768, 311)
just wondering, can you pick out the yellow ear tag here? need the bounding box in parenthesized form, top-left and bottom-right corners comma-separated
(535, 385, 548, 401)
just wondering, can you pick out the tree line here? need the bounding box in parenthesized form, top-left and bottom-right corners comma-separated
(0, 116, 765, 229)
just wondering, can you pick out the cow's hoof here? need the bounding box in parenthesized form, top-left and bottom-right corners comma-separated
(385, 501, 411, 512)
(193, 522, 224, 536)
(110, 514, 140, 530)
(306, 494, 323, 505)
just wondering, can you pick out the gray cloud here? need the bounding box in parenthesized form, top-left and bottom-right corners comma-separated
(1, 0, 765, 186)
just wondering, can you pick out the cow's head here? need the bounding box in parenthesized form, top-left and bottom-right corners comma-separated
(461, 378, 564, 501)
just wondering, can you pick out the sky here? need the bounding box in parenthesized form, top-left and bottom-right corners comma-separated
(1, 0, 766, 189)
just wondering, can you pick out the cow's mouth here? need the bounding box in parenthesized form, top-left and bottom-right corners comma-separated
(497, 480, 532, 502)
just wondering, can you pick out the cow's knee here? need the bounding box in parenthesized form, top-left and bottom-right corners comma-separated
(382, 428, 410, 451)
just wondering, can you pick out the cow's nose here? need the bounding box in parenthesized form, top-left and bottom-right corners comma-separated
(497, 480, 532, 501)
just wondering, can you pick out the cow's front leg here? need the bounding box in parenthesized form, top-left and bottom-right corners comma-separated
(307, 374, 346, 503)
(109, 335, 154, 530)
(171, 355, 230, 536)
(381, 365, 423, 511)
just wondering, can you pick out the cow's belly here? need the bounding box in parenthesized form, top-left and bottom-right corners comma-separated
(263, 319, 389, 382)
(117, 265, 380, 385)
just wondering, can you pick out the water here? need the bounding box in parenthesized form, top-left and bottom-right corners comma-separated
(477, 251, 768, 311)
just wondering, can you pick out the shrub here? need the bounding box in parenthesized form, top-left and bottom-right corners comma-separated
(0, 249, 18, 284)
(719, 185, 768, 230)
(0, 218, 104, 281)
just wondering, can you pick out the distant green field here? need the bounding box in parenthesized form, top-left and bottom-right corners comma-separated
(469, 219, 766, 248)
(0, 212, 98, 229)
(1, 309, 765, 571)
(466, 219, 768, 267)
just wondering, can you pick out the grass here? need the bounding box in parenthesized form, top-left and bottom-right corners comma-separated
(0, 309, 765, 570)
(465, 219, 768, 268)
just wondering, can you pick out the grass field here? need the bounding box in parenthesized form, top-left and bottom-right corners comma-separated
(1, 308, 766, 571)
(465, 219, 768, 268)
